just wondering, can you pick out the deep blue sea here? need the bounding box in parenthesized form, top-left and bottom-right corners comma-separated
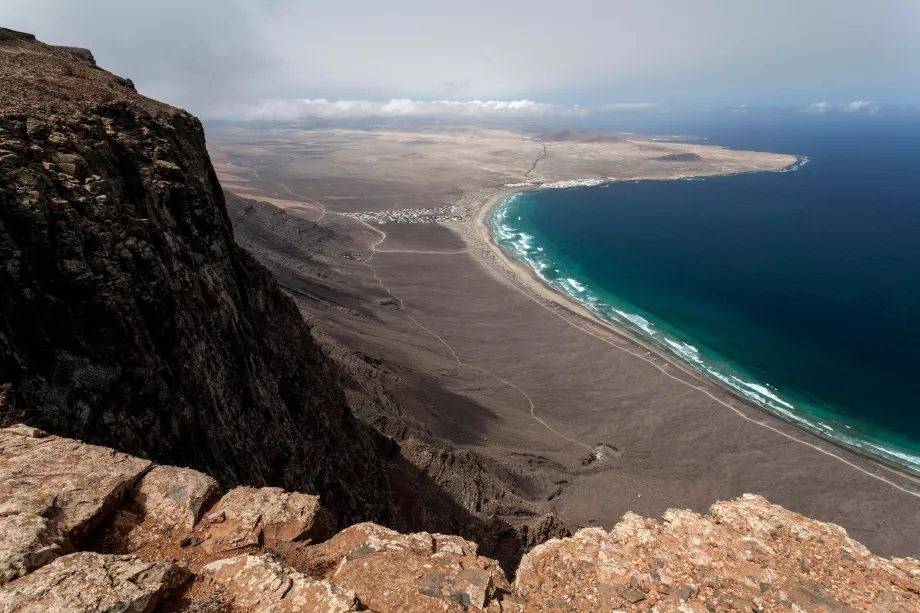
(490, 114, 920, 473)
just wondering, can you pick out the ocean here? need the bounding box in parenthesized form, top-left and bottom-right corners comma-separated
(490, 114, 920, 474)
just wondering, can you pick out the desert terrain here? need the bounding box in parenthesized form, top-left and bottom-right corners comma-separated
(209, 124, 920, 557)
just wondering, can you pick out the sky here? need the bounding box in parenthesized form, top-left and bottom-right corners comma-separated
(3, 0, 919, 120)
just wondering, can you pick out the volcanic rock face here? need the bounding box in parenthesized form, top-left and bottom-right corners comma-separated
(0, 27, 391, 526)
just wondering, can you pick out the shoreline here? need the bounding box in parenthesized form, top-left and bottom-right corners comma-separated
(465, 182, 920, 487)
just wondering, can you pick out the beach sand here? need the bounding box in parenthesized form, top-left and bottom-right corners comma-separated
(210, 124, 920, 558)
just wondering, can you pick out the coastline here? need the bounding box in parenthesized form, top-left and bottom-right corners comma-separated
(465, 182, 920, 485)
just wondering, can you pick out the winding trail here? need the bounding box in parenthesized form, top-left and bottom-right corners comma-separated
(270, 181, 329, 222)
(524, 143, 547, 178)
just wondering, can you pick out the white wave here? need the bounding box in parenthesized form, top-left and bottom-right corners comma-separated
(730, 376, 795, 409)
(567, 278, 587, 292)
(859, 441, 920, 466)
(708, 371, 798, 419)
(665, 339, 703, 364)
(614, 309, 655, 335)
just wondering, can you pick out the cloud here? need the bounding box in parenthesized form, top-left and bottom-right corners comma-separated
(805, 101, 833, 114)
(802, 100, 882, 114)
(842, 100, 881, 113)
(209, 98, 666, 121)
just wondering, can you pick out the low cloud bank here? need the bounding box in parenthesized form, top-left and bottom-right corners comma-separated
(208, 98, 666, 121)
(805, 100, 882, 114)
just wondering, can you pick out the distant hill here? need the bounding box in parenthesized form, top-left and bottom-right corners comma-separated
(655, 152, 703, 162)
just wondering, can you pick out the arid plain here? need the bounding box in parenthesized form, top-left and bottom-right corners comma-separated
(208, 124, 920, 557)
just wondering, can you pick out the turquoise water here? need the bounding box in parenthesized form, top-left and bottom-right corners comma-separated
(489, 116, 920, 474)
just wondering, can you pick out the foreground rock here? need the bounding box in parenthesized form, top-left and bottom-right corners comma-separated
(0, 514, 73, 585)
(0, 552, 188, 613)
(201, 486, 330, 553)
(516, 493, 920, 612)
(0, 424, 151, 542)
(0, 426, 917, 612)
(89, 465, 220, 555)
(286, 523, 514, 612)
(0, 424, 150, 582)
(132, 466, 219, 534)
(200, 554, 360, 612)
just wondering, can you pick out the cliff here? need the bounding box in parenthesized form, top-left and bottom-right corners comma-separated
(1, 425, 916, 612)
(0, 27, 392, 527)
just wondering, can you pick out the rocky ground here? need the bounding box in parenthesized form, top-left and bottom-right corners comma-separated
(1, 424, 917, 612)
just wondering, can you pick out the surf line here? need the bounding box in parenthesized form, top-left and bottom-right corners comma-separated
(270, 181, 594, 453)
(479, 220, 920, 498)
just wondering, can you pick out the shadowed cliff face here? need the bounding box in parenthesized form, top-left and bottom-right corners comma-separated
(0, 27, 393, 528)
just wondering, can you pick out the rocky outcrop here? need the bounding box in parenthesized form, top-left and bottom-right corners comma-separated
(275, 522, 514, 612)
(0, 552, 188, 613)
(0, 423, 150, 583)
(200, 487, 330, 553)
(0, 514, 73, 585)
(200, 554, 360, 612)
(52, 46, 97, 66)
(0, 27, 392, 527)
(0, 426, 917, 612)
(515, 493, 920, 612)
(132, 465, 218, 534)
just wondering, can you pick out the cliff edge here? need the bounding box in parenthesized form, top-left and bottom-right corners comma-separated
(0, 27, 392, 527)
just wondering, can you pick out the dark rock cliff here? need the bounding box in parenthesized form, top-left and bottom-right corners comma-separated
(0, 28, 393, 527)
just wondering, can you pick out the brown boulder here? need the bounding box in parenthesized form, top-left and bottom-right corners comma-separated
(202, 487, 330, 553)
(200, 553, 360, 612)
(293, 522, 512, 612)
(0, 552, 188, 613)
(0, 424, 151, 542)
(133, 465, 218, 533)
(0, 425, 151, 580)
